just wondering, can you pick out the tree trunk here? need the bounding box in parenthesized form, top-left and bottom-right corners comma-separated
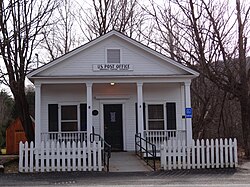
(240, 98, 250, 157)
(13, 89, 34, 143)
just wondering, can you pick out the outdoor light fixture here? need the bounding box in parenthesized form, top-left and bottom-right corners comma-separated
(110, 82, 115, 86)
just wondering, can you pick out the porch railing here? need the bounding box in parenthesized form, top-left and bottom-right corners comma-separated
(41, 131, 87, 143)
(144, 130, 186, 151)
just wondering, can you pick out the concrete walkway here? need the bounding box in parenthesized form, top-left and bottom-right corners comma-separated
(109, 152, 152, 172)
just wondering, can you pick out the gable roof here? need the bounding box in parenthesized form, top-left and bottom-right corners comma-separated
(27, 30, 199, 78)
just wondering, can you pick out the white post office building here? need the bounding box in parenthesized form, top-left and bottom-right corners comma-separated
(28, 30, 199, 152)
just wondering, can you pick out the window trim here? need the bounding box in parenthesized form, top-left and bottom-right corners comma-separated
(146, 102, 166, 130)
(105, 48, 122, 64)
(58, 102, 80, 132)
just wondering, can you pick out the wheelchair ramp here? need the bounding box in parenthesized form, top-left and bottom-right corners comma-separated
(109, 152, 152, 172)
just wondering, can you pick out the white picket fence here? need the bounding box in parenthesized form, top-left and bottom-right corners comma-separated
(161, 138, 238, 170)
(19, 140, 103, 173)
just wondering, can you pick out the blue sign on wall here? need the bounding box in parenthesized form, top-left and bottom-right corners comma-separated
(185, 108, 192, 118)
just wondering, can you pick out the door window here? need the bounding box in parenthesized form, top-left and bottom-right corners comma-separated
(110, 112, 116, 122)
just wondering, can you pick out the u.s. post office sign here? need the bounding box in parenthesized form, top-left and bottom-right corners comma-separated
(93, 64, 133, 71)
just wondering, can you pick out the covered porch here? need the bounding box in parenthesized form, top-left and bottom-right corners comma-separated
(34, 80, 192, 151)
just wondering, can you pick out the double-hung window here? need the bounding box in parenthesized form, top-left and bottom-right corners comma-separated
(147, 104, 165, 130)
(48, 103, 87, 132)
(61, 105, 78, 131)
(146, 103, 177, 130)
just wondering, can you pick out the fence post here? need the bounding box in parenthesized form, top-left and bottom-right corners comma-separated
(30, 141, 34, 172)
(67, 141, 71, 171)
(77, 141, 81, 171)
(56, 141, 60, 172)
(167, 140, 172, 170)
(187, 141, 191, 169)
(173, 140, 177, 169)
(182, 140, 186, 169)
(191, 140, 195, 169)
(233, 138, 238, 167)
(24, 141, 29, 172)
(220, 138, 224, 168)
(98, 141, 102, 171)
(229, 138, 233, 167)
(215, 139, 219, 168)
(160, 144, 163, 168)
(161, 140, 166, 170)
(35, 144, 39, 172)
(61, 141, 66, 171)
(196, 139, 200, 169)
(211, 139, 215, 168)
(206, 139, 210, 169)
(87, 141, 92, 171)
(72, 141, 76, 171)
(41, 141, 45, 172)
(51, 141, 55, 172)
(83, 141, 87, 171)
(225, 138, 229, 168)
(201, 139, 205, 169)
(19, 142, 24, 172)
(46, 141, 50, 172)
(177, 140, 181, 169)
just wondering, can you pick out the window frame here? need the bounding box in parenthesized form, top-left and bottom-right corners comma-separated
(58, 103, 80, 132)
(146, 102, 166, 130)
(106, 48, 122, 64)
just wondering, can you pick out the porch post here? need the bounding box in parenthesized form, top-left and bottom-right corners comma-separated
(86, 82, 93, 140)
(181, 84, 186, 130)
(35, 83, 41, 147)
(184, 81, 192, 146)
(137, 82, 144, 135)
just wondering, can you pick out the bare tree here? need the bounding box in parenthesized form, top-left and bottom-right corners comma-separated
(0, 0, 58, 142)
(0, 90, 14, 147)
(147, 0, 250, 155)
(191, 76, 241, 141)
(41, 0, 80, 60)
(41, 0, 148, 60)
(77, 0, 146, 41)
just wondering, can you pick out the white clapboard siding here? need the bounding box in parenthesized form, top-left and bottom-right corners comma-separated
(160, 138, 238, 170)
(19, 140, 104, 173)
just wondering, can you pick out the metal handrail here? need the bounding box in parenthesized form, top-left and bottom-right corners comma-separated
(90, 127, 111, 172)
(135, 133, 156, 171)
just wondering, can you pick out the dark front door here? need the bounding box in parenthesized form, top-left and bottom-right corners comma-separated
(104, 104, 123, 151)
